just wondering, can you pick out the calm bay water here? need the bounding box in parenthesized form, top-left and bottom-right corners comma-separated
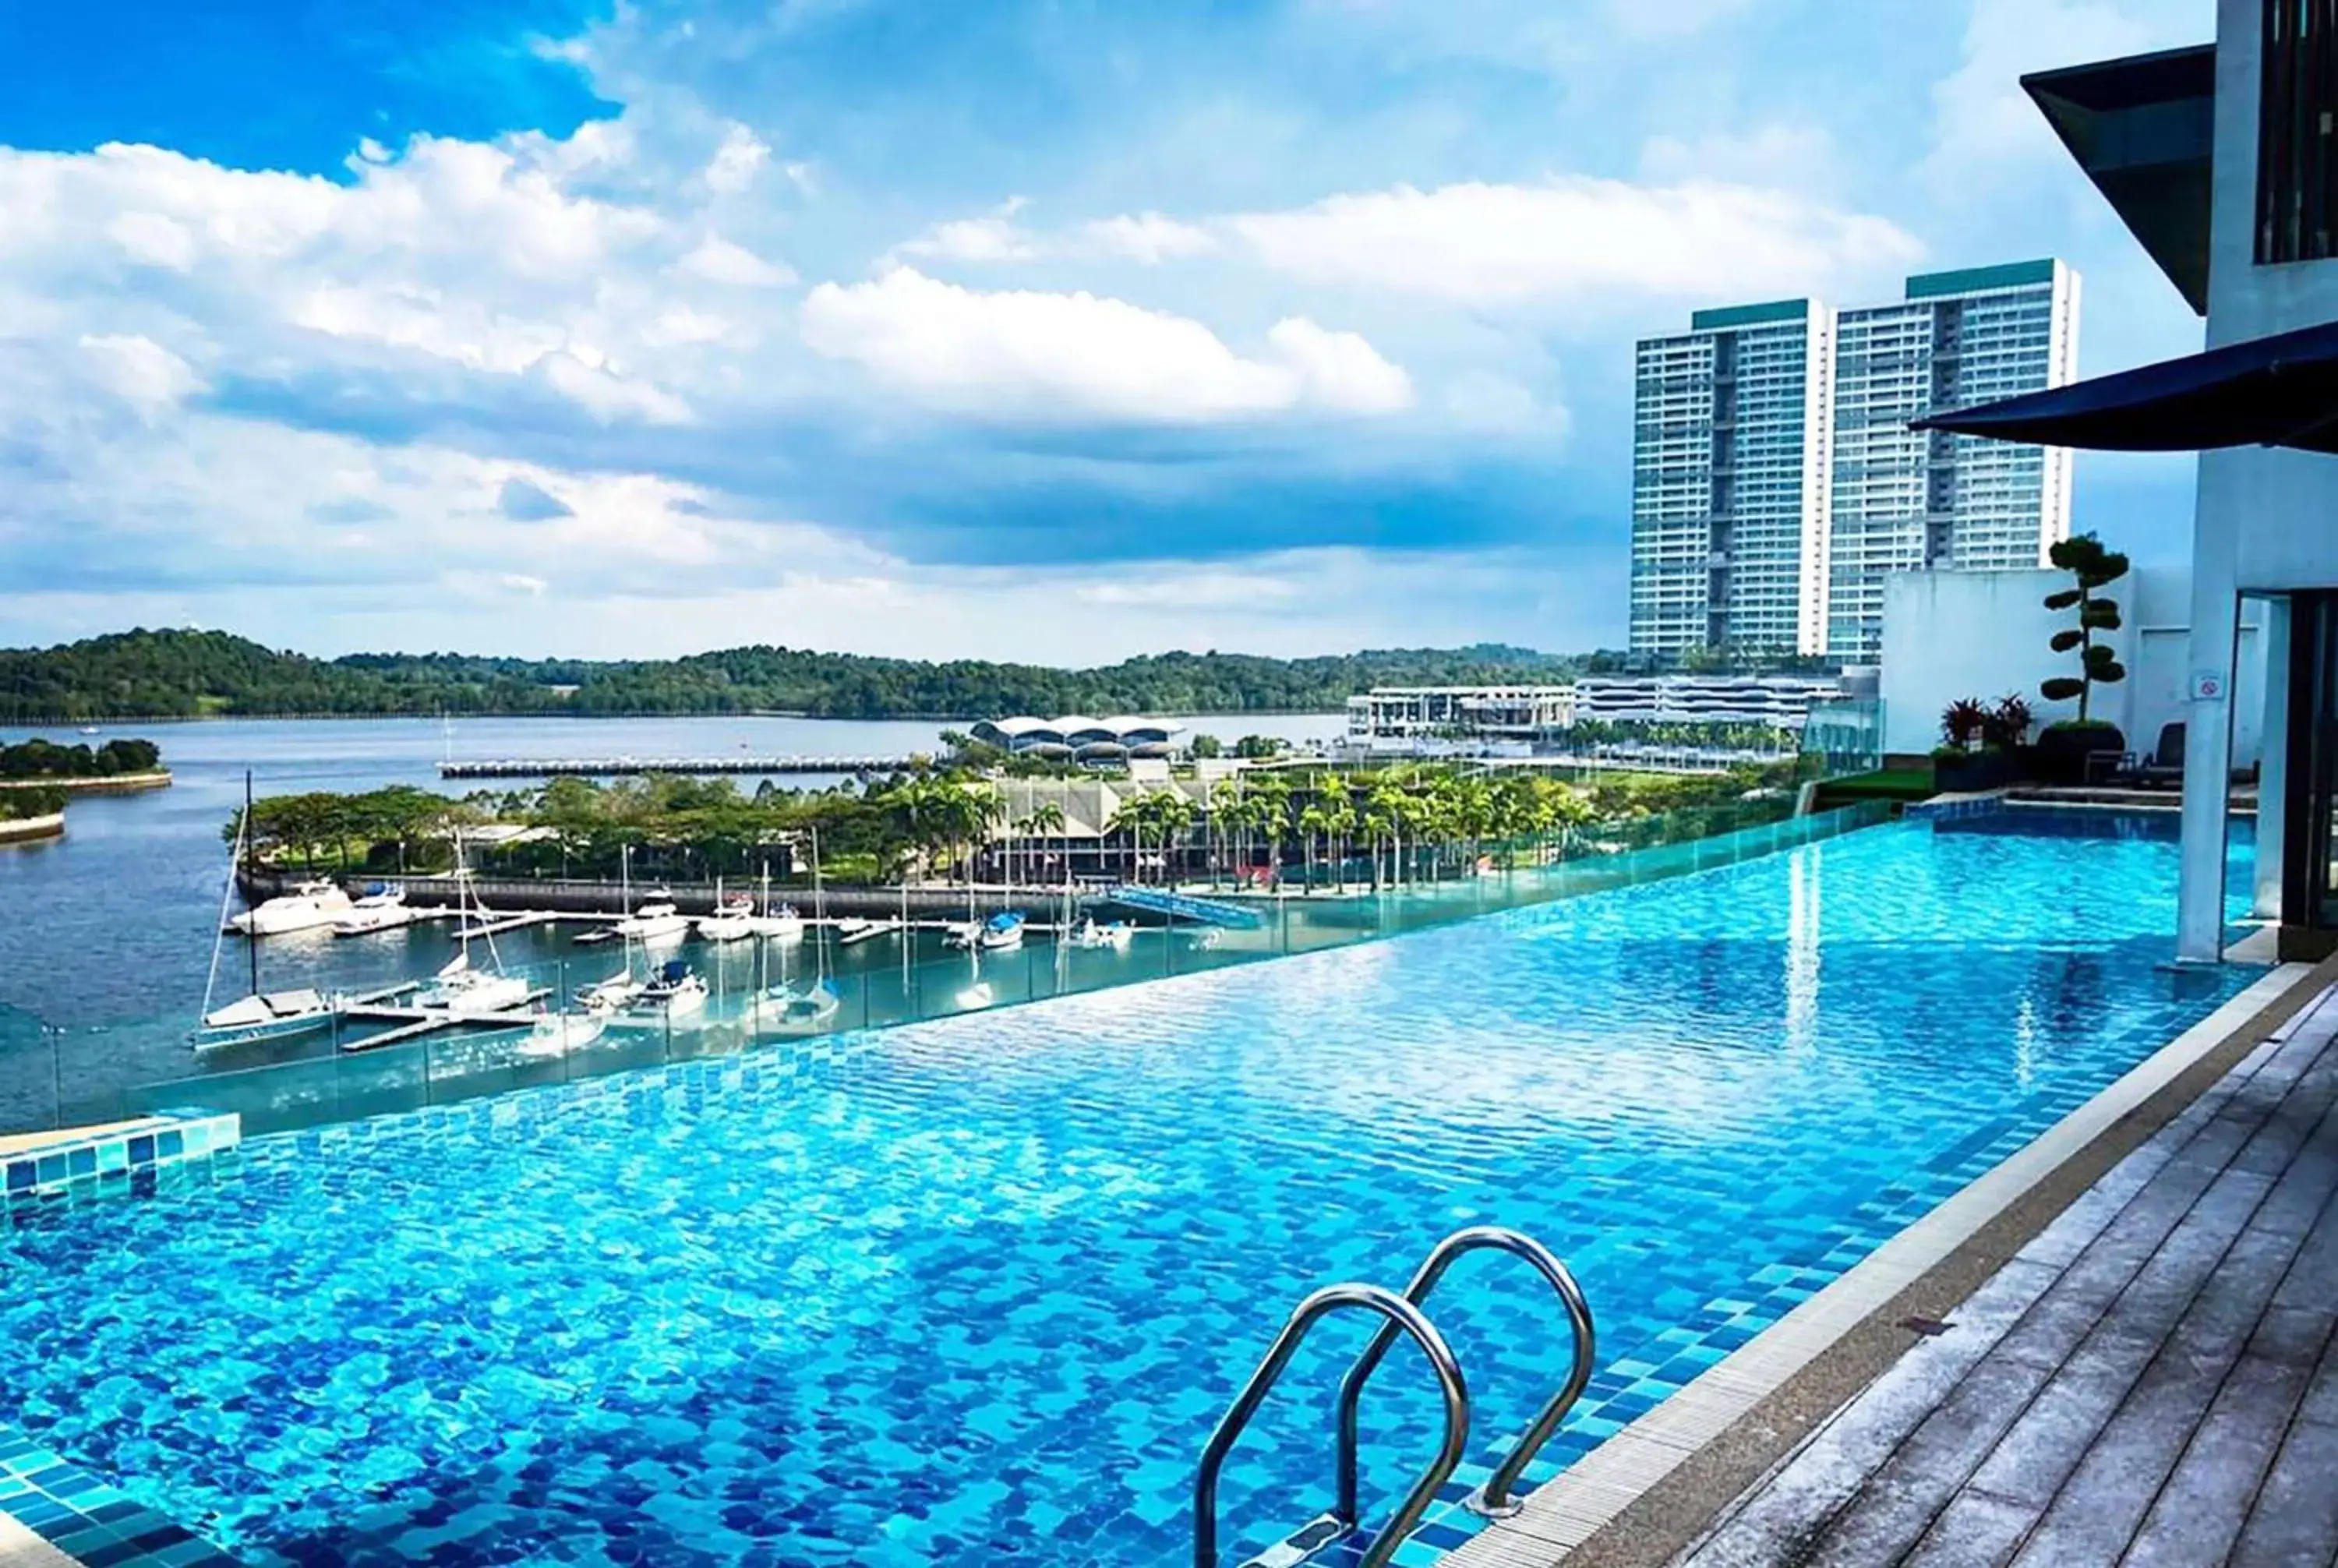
(0, 712, 1345, 1042)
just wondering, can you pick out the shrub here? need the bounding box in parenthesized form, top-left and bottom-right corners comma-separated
(1940, 697, 1990, 750)
(2040, 534, 2129, 720)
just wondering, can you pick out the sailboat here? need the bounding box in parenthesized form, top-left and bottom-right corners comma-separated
(192, 773, 348, 1050)
(752, 825, 843, 1034)
(1068, 915, 1135, 950)
(412, 831, 531, 1015)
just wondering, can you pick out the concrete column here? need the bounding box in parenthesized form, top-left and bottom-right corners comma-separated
(2177, 531, 2240, 964)
(2253, 595, 2290, 920)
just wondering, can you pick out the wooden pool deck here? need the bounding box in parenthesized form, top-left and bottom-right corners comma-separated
(1672, 983, 2338, 1568)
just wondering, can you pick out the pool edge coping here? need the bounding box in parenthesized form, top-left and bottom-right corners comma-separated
(1436, 952, 2338, 1568)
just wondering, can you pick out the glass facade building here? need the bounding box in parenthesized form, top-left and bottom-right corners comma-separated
(1630, 299, 1834, 659)
(1631, 263, 2080, 663)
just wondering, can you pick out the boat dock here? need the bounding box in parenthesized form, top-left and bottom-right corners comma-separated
(341, 992, 555, 1051)
(437, 756, 919, 779)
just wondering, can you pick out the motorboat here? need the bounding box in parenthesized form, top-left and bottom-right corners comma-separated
(332, 884, 411, 937)
(614, 897, 690, 945)
(191, 988, 343, 1050)
(942, 920, 982, 951)
(629, 959, 709, 1023)
(835, 916, 900, 947)
(230, 878, 353, 936)
(413, 950, 532, 1015)
(748, 902, 805, 942)
(750, 976, 842, 1035)
(977, 912, 1026, 952)
(697, 891, 757, 943)
(1068, 916, 1135, 951)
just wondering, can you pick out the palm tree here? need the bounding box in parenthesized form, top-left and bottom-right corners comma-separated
(1018, 800, 1067, 888)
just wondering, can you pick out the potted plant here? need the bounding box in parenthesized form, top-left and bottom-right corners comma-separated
(1933, 697, 2014, 791)
(2036, 534, 2130, 783)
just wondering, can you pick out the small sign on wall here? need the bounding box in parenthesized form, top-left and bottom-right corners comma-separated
(2191, 669, 2227, 703)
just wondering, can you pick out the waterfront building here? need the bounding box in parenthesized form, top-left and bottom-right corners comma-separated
(1572, 673, 1845, 733)
(1343, 685, 1577, 751)
(1630, 300, 1835, 660)
(1632, 267, 2081, 665)
(967, 715, 1186, 763)
(1825, 261, 2082, 660)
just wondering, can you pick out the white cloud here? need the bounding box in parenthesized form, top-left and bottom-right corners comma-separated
(1078, 213, 1220, 263)
(799, 265, 1411, 423)
(702, 124, 771, 194)
(900, 214, 1043, 263)
(1924, 0, 2209, 195)
(540, 350, 695, 426)
(676, 235, 797, 286)
(77, 333, 201, 413)
(106, 211, 197, 270)
(1226, 178, 1923, 308)
(1639, 125, 1843, 194)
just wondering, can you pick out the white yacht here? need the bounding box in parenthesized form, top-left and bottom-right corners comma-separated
(332, 885, 411, 937)
(696, 891, 757, 944)
(977, 912, 1026, 952)
(614, 898, 690, 945)
(835, 916, 900, 947)
(231, 878, 354, 936)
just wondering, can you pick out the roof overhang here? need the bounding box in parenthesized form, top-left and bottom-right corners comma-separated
(1914, 319, 2338, 455)
(2022, 44, 2216, 316)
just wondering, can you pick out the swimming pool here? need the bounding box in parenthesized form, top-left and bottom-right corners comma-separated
(0, 821, 2251, 1566)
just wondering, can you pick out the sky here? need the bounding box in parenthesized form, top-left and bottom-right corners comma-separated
(0, 0, 2220, 663)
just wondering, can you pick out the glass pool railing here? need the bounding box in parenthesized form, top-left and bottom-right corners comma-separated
(0, 800, 1893, 1139)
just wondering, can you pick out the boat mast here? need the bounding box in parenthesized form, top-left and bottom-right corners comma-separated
(244, 770, 260, 1000)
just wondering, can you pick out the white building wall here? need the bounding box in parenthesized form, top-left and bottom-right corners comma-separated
(1880, 566, 2263, 764)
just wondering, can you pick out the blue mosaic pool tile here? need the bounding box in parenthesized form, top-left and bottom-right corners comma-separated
(1, 1115, 238, 1212)
(0, 1423, 232, 1567)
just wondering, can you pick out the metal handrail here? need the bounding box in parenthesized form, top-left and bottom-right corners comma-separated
(1194, 1283, 1470, 1568)
(1335, 1227, 1596, 1523)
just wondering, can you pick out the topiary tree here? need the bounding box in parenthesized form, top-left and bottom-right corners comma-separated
(2040, 533, 2129, 722)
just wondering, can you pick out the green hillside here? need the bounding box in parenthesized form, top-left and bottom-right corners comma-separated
(0, 628, 1602, 722)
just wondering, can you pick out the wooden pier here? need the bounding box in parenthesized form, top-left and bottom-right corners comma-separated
(438, 755, 918, 779)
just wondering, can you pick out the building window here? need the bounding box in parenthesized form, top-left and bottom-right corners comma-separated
(2260, 0, 2338, 263)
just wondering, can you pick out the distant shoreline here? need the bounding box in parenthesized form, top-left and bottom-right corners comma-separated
(2, 710, 1346, 726)
(0, 812, 64, 845)
(0, 772, 171, 796)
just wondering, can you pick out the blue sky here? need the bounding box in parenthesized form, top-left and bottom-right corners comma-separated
(0, 0, 2216, 661)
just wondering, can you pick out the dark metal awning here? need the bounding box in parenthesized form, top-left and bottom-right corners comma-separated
(1913, 320, 2338, 456)
(2023, 44, 2216, 316)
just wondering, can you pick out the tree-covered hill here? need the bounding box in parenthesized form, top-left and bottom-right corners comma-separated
(0, 628, 1600, 722)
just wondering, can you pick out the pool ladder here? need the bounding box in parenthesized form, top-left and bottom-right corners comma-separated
(1193, 1226, 1598, 1568)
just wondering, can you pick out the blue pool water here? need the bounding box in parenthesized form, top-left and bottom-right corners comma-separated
(0, 821, 2251, 1566)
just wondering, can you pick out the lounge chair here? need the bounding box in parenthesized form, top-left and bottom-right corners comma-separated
(2113, 722, 2185, 789)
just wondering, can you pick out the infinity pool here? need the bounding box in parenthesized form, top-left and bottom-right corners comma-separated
(0, 821, 2250, 1566)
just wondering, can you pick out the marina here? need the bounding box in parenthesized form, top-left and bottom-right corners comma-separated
(438, 754, 921, 778)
